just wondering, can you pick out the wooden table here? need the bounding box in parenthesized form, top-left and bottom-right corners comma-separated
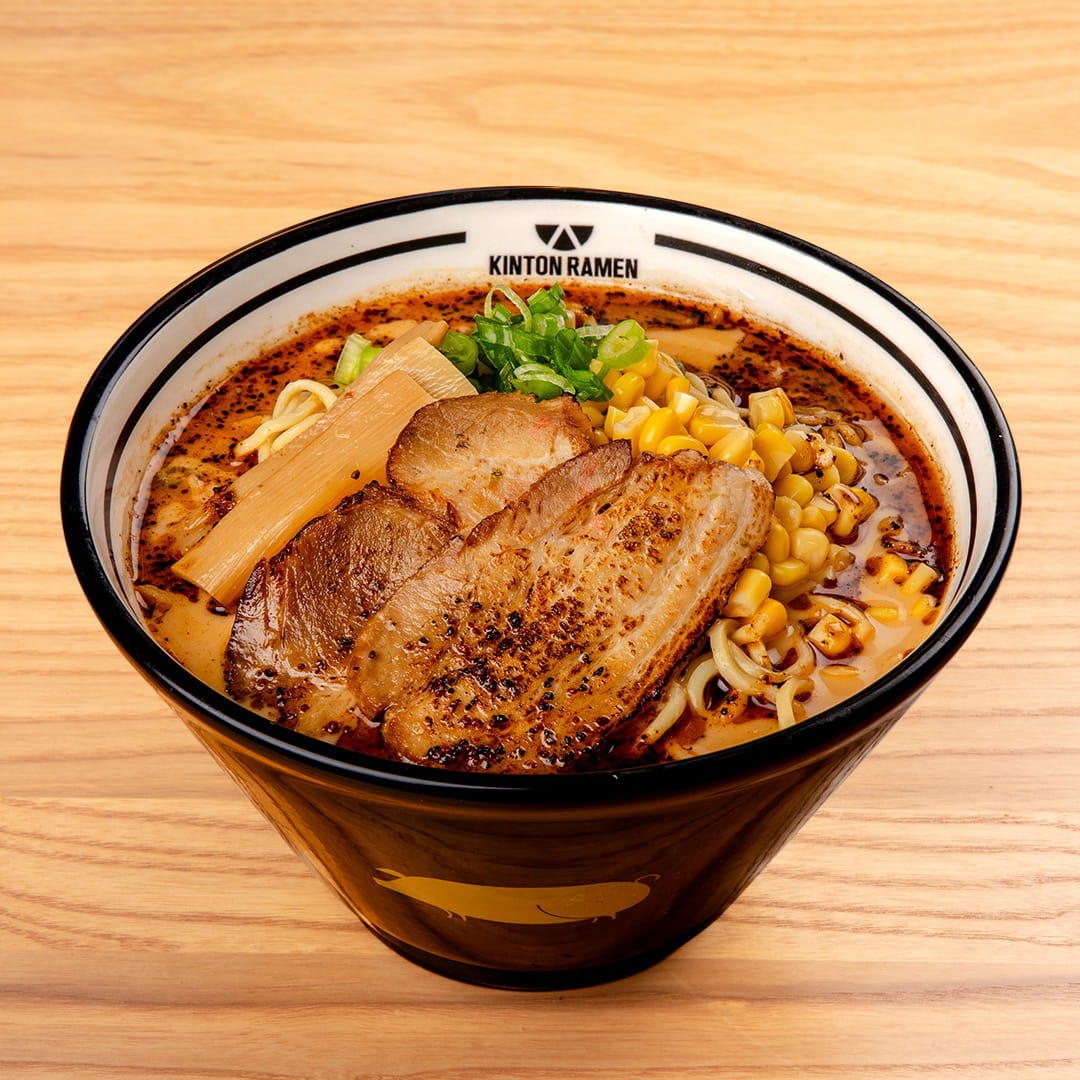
(3, 1, 1077, 1076)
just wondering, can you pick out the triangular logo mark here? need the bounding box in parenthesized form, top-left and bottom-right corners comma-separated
(535, 224, 595, 251)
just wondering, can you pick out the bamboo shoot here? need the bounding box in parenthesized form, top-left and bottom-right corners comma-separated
(231, 328, 468, 502)
(173, 369, 435, 604)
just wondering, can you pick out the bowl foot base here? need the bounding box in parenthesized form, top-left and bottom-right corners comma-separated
(368, 926, 684, 991)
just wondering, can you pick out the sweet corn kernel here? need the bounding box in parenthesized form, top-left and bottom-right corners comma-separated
(748, 393, 785, 429)
(764, 518, 791, 564)
(709, 426, 754, 466)
(910, 593, 939, 622)
(638, 407, 686, 455)
(827, 484, 870, 538)
(689, 407, 736, 447)
(723, 567, 773, 618)
(748, 388, 795, 429)
(784, 428, 815, 473)
(610, 404, 652, 453)
(872, 551, 909, 585)
(668, 390, 699, 426)
(866, 604, 900, 623)
(644, 363, 674, 401)
(809, 463, 841, 493)
(799, 504, 829, 532)
(750, 597, 789, 640)
(745, 450, 765, 473)
(625, 343, 659, 378)
(833, 446, 860, 484)
(773, 494, 803, 532)
(829, 543, 855, 575)
(664, 376, 692, 404)
(609, 370, 646, 411)
(821, 663, 861, 679)
(809, 493, 839, 527)
(902, 561, 940, 595)
(603, 405, 626, 440)
(657, 434, 708, 456)
(769, 557, 809, 588)
(807, 613, 853, 658)
(753, 422, 797, 482)
(855, 486, 878, 517)
(749, 551, 771, 575)
(581, 402, 605, 430)
(591, 428, 610, 446)
(790, 526, 830, 572)
(774, 472, 815, 506)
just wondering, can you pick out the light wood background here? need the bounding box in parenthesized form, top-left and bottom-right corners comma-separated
(3, 1, 1078, 1077)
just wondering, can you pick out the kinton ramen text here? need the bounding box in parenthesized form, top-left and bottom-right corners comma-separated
(488, 254, 640, 278)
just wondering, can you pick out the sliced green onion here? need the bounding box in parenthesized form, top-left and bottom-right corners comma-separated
(431, 286, 646, 404)
(439, 330, 479, 376)
(597, 319, 650, 370)
(510, 363, 577, 399)
(484, 284, 532, 329)
(334, 333, 380, 385)
(575, 323, 612, 340)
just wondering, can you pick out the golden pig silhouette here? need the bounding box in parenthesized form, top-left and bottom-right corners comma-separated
(373, 869, 654, 924)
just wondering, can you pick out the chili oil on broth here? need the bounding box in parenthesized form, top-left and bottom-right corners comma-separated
(131, 283, 952, 769)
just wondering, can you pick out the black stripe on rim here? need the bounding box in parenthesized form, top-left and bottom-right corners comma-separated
(60, 187, 1021, 803)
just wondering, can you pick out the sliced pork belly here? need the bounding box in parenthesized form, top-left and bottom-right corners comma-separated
(224, 393, 592, 740)
(225, 483, 453, 736)
(386, 392, 595, 530)
(350, 444, 773, 773)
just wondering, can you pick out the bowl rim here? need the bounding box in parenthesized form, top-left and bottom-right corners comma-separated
(60, 185, 1022, 803)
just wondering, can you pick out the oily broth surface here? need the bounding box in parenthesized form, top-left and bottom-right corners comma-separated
(133, 283, 952, 762)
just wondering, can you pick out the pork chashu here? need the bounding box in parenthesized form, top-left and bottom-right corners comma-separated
(387, 391, 594, 531)
(224, 393, 597, 738)
(350, 443, 774, 773)
(225, 483, 452, 737)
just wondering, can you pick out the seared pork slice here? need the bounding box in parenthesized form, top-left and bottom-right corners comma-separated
(350, 445, 773, 773)
(386, 392, 595, 530)
(225, 483, 453, 737)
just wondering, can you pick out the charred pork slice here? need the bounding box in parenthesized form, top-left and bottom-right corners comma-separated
(225, 483, 452, 737)
(386, 392, 595, 531)
(350, 444, 773, 773)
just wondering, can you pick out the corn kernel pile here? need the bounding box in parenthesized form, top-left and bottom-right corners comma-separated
(585, 340, 943, 745)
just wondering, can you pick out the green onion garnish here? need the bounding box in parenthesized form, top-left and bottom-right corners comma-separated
(334, 333, 380, 386)
(438, 284, 642, 404)
(596, 319, 650, 370)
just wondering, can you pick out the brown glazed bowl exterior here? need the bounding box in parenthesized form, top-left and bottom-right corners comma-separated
(176, 696, 903, 989)
(61, 188, 1020, 989)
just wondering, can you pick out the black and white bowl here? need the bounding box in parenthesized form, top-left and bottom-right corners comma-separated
(62, 188, 1020, 989)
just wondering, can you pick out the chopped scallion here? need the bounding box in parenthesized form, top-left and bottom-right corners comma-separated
(439, 329, 479, 376)
(334, 334, 380, 386)
(440, 285, 646, 404)
(597, 319, 650, 370)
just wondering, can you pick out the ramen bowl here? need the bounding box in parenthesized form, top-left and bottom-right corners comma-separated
(61, 188, 1019, 989)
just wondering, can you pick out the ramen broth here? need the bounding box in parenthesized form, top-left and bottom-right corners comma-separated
(132, 283, 952, 767)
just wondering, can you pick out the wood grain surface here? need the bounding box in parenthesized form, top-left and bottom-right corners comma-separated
(2, 0, 1078, 1076)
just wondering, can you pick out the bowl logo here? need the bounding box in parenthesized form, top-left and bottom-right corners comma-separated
(374, 868, 654, 924)
(486, 223, 640, 280)
(535, 224, 594, 251)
